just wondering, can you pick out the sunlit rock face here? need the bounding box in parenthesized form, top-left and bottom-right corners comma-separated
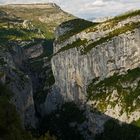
(49, 28, 140, 107)
(52, 28, 140, 101)
(44, 12, 140, 136)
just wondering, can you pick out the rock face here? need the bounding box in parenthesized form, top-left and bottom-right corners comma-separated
(0, 44, 36, 128)
(44, 10, 140, 136)
(24, 43, 44, 59)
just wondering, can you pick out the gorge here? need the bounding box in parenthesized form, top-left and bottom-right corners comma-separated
(0, 3, 140, 140)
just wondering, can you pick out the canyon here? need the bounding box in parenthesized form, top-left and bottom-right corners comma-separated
(0, 3, 140, 140)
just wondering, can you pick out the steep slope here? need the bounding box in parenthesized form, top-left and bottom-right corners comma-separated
(0, 3, 75, 129)
(44, 9, 140, 138)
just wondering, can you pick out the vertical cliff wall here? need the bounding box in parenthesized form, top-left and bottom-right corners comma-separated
(44, 11, 140, 136)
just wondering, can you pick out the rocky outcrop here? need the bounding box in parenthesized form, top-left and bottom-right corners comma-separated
(24, 43, 44, 59)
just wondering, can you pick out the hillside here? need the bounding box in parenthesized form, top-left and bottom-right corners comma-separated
(0, 3, 75, 38)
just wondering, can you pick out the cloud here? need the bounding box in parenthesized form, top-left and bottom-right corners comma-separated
(89, 0, 106, 7)
(1, 0, 140, 19)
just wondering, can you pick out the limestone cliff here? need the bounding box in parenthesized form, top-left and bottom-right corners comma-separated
(44, 10, 140, 136)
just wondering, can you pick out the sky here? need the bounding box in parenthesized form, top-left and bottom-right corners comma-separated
(1, 0, 140, 19)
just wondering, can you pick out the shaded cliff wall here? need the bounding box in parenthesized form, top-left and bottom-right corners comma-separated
(0, 44, 37, 128)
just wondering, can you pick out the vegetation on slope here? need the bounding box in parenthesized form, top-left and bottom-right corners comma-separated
(95, 119, 140, 140)
(57, 19, 97, 43)
(55, 38, 88, 54)
(108, 9, 140, 22)
(82, 22, 140, 54)
(0, 10, 43, 48)
(87, 68, 140, 113)
(0, 4, 75, 39)
(87, 9, 140, 33)
(56, 21, 140, 55)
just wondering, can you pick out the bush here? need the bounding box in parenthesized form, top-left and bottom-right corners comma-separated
(95, 119, 140, 140)
(39, 102, 86, 140)
(0, 83, 33, 140)
(38, 132, 56, 140)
